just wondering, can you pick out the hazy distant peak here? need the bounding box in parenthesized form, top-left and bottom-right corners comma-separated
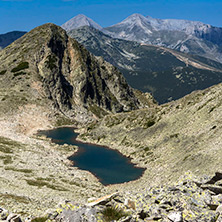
(144, 15, 210, 33)
(121, 13, 149, 24)
(61, 14, 102, 31)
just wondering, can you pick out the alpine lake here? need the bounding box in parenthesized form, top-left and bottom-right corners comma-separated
(38, 127, 145, 185)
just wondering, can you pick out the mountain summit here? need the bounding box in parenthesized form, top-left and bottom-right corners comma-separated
(104, 13, 222, 63)
(0, 23, 142, 123)
(61, 14, 102, 31)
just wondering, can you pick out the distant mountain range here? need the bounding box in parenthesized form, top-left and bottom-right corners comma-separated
(1, 14, 222, 104)
(62, 14, 222, 64)
(0, 31, 26, 50)
(2, 14, 222, 64)
(68, 26, 222, 104)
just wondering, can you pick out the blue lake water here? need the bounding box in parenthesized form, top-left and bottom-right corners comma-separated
(39, 127, 145, 185)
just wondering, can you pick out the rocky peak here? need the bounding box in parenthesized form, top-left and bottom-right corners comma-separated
(0, 23, 142, 123)
(115, 13, 152, 30)
(61, 14, 102, 31)
(104, 14, 222, 63)
(121, 13, 148, 23)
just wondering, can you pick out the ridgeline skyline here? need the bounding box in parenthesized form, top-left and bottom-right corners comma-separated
(0, 0, 222, 33)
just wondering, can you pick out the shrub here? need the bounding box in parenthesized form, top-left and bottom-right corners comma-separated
(13, 71, 26, 78)
(11, 62, 29, 73)
(45, 55, 57, 70)
(145, 120, 155, 128)
(0, 70, 6, 75)
(31, 217, 48, 222)
(101, 206, 129, 222)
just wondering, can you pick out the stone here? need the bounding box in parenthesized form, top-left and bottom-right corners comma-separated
(0, 209, 9, 220)
(7, 213, 22, 222)
(205, 172, 222, 184)
(24, 217, 32, 222)
(167, 211, 183, 222)
(87, 192, 118, 207)
(119, 216, 133, 222)
(217, 215, 222, 222)
(216, 204, 222, 214)
(124, 199, 136, 210)
(213, 194, 222, 204)
(57, 206, 98, 222)
(201, 184, 222, 195)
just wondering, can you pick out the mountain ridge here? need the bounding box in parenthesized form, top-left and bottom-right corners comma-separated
(0, 23, 144, 124)
(68, 26, 222, 104)
(104, 13, 222, 63)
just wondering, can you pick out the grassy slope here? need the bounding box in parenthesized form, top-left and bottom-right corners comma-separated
(79, 82, 222, 188)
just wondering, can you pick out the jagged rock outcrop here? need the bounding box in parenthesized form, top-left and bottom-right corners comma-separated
(0, 23, 143, 123)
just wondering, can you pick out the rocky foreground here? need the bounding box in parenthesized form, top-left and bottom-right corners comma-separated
(2, 172, 222, 222)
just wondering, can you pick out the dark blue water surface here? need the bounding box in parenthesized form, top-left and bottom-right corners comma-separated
(39, 127, 145, 185)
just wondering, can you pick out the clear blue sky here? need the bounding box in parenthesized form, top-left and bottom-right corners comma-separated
(1, 0, 222, 33)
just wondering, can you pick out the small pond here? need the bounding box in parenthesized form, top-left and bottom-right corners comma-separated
(39, 127, 145, 185)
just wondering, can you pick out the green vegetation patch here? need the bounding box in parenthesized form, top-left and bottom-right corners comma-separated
(0, 155, 13, 165)
(31, 217, 48, 222)
(101, 206, 129, 222)
(89, 105, 108, 118)
(0, 70, 7, 75)
(13, 71, 26, 78)
(11, 62, 29, 73)
(144, 119, 155, 128)
(0, 137, 24, 153)
(0, 193, 29, 204)
(55, 115, 75, 127)
(5, 167, 32, 173)
(0, 145, 13, 154)
(45, 54, 57, 70)
(26, 178, 68, 191)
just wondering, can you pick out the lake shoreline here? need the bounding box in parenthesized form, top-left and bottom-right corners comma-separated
(39, 126, 146, 186)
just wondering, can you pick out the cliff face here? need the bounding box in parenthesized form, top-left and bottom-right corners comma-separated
(0, 23, 143, 123)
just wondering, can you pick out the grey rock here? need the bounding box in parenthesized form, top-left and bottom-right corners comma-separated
(217, 215, 222, 222)
(201, 184, 222, 195)
(119, 216, 133, 222)
(216, 204, 222, 214)
(205, 172, 222, 184)
(57, 206, 98, 222)
(0, 209, 9, 220)
(167, 211, 183, 222)
(7, 213, 22, 222)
